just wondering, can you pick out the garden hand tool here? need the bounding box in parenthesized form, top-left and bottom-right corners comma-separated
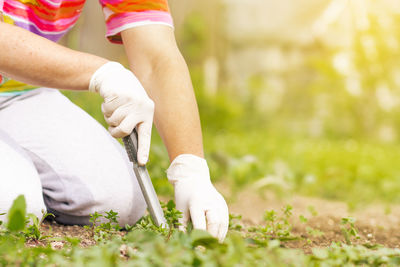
(123, 129, 168, 228)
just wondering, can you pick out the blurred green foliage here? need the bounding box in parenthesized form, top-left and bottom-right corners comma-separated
(63, 9, 400, 206)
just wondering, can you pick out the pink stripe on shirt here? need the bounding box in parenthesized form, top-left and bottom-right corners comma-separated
(106, 9, 173, 34)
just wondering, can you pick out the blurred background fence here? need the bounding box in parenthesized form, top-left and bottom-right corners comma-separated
(61, 0, 400, 206)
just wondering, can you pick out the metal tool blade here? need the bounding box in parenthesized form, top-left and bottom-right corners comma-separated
(123, 130, 168, 228)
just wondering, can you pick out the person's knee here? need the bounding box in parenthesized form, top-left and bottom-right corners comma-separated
(0, 138, 46, 224)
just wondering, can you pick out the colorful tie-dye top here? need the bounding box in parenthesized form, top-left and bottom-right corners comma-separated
(0, 0, 173, 95)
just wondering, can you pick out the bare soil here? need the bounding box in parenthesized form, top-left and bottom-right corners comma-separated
(226, 186, 400, 252)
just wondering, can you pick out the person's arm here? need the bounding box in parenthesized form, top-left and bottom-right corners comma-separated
(121, 25, 203, 161)
(0, 21, 154, 164)
(0, 22, 107, 90)
(121, 25, 229, 241)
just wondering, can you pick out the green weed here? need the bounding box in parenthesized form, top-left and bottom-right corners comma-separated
(340, 217, 360, 245)
(25, 212, 54, 240)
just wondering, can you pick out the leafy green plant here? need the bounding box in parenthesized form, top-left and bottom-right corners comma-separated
(2, 195, 54, 241)
(263, 205, 296, 240)
(130, 200, 183, 241)
(84, 210, 123, 242)
(340, 217, 360, 245)
(162, 200, 182, 229)
(24, 212, 54, 240)
(299, 214, 308, 224)
(7, 195, 27, 232)
(247, 205, 299, 245)
(306, 226, 324, 238)
(229, 214, 243, 231)
(102, 210, 121, 231)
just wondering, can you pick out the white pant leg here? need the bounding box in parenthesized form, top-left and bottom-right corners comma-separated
(0, 88, 146, 226)
(0, 130, 46, 222)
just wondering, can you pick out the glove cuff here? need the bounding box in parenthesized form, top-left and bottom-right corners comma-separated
(89, 62, 126, 93)
(166, 154, 211, 185)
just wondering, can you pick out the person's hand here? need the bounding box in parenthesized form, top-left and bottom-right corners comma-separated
(167, 154, 229, 242)
(89, 62, 154, 165)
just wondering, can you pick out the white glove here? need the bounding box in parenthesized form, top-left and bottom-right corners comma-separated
(167, 154, 229, 242)
(89, 62, 154, 165)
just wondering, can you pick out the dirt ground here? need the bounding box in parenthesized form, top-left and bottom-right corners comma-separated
(34, 186, 400, 252)
(226, 186, 400, 252)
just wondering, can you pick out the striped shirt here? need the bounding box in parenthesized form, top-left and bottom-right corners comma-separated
(0, 0, 173, 95)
